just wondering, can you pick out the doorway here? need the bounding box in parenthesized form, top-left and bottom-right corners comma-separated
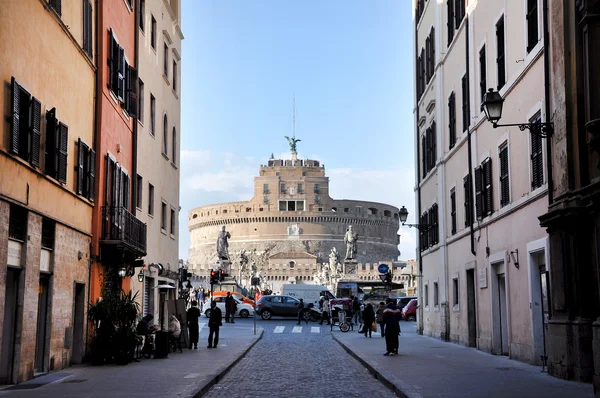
(491, 262, 509, 355)
(529, 250, 549, 365)
(71, 283, 85, 365)
(0, 268, 21, 384)
(466, 269, 477, 347)
(35, 275, 50, 373)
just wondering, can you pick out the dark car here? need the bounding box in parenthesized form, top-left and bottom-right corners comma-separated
(397, 296, 417, 311)
(255, 295, 301, 320)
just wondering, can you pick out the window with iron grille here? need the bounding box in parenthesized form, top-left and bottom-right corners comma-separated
(496, 16, 506, 90)
(448, 92, 456, 149)
(447, 0, 455, 46)
(464, 174, 472, 227)
(474, 158, 494, 219)
(450, 189, 457, 234)
(526, 0, 539, 53)
(479, 45, 487, 103)
(530, 113, 544, 189)
(9, 78, 42, 169)
(82, 0, 93, 58)
(453, 278, 459, 306)
(9, 204, 27, 241)
(499, 143, 510, 207)
(41, 218, 55, 250)
(434, 282, 439, 306)
(461, 73, 470, 133)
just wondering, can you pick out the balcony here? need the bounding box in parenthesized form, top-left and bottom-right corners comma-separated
(101, 206, 147, 257)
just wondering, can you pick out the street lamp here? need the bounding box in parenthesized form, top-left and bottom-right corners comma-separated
(137, 269, 144, 283)
(481, 89, 553, 137)
(398, 206, 430, 230)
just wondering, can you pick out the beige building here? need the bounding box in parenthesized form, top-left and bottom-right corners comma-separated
(0, 0, 95, 382)
(412, 0, 550, 366)
(133, 0, 183, 323)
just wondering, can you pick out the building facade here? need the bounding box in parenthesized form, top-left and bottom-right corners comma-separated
(540, 0, 600, 394)
(413, 0, 550, 367)
(188, 147, 401, 282)
(133, 0, 183, 327)
(0, 0, 95, 383)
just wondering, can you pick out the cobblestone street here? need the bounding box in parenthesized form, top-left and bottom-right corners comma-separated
(203, 320, 395, 398)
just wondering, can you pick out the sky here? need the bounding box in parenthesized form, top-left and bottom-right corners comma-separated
(179, 1, 417, 261)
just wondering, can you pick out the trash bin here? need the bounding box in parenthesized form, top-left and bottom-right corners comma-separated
(154, 331, 169, 359)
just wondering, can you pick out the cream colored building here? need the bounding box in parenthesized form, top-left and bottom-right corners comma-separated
(412, 0, 549, 366)
(133, 0, 183, 322)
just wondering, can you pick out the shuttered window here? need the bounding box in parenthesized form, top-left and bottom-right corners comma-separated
(496, 16, 506, 90)
(164, 43, 169, 79)
(461, 73, 470, 133)
(57, 122, 68, 184)
(463, 174, 472, 227)
(30, 98, 42, 168)
(454, 0, 465, 27)
(82, 0, 93, 58)
(425, 27, 435, 84)
(450, 189, 457, 235)
(125, 63, 138, 117)
(474, 166, 483, 220)
(499, 144, 510, 207)
(531, 114, 544, 189)
(49, 0, 62, 16)
(139, 0, 145, 31)
(422, 123, 437, 178)
(77, 138, 95, 201)
(448, 92, 456, 149)
(43, 108, 68, 184)
(479, 45, 487, 103)
(10, 77, 42, 168)
(447, 0, 455, 46)
(163, 115, 168, 156)
(172, 127, 177, 164)
(526, 0, 539, 53)
(475, 158, 494, 219)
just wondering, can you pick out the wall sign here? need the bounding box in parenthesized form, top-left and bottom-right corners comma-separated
(7, 240, 22, 267)
(478, 268, 487, 289)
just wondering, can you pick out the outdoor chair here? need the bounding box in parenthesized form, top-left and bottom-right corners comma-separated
(169, 333, 183, 353)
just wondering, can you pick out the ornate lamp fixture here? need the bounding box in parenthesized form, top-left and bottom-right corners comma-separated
(399, 206, 430, 230)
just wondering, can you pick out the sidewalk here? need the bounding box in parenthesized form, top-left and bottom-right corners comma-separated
(0, 324, 263, 398)
(332, 322, 593, 398)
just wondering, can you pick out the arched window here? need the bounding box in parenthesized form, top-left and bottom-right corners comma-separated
(172, 126, 177, 163)
(163, 114, 168, 155)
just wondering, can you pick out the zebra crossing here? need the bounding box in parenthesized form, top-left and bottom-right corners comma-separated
(271, 325, 324, 334)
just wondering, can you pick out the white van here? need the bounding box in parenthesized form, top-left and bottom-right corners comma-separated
(281, 284, 335, 307)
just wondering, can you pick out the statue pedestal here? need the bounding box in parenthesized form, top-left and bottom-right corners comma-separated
(343, 260, 358, 277)
(218, 260, 231, 276)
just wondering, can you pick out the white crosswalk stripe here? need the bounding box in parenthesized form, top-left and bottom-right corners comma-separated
(292, 326, 302, 333)
(274, 326, 285, 333)
(311, 327, 320, 333)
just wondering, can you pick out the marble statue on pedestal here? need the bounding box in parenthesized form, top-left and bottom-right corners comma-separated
(344, 225, 359, 261)
(216, 225, 231, 260)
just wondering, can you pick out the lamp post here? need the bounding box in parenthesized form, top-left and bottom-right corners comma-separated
(398, 206, 432, 230)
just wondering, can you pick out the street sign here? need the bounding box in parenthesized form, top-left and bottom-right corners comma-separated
(378, 263, 389, 274)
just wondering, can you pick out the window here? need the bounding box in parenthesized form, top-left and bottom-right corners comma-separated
(139, 0, 145, 31)
(163, 114, 168, 156)
(450, 189, 457, 234)
(281, 183, 286, 194)
(136, 174, 143, 209)
(422, 121, 437, 178)
(425, 27, 435, 84)
(172, 127, 177, 164)
(82, 0, 93, 58)
(9, 204, 27, 241)
(531, 113, 544, 189)
(263, 184, 269, 194)
(479, 45, 487, 103)
(424, 284, 429, 307)
(463, 174, 473, 227)
(314, 184, 320, 194)
(138, 79, 144, 123)
(105, 156, 130, 210)
(170, 207, 176, 236)
(161, 201, 167, 231)
(499, 143, 510, 207)
(125, 0, 132, 9)
(151, 15, 156, 49)
(279, 201, 286, 211)
(298, 183, 303, 193)
(496, 16, 506, 90)
(76, 138, 96, 201)
(163, 43, 169, 78)
(461, 73, 470, 132)
(416, 0, 425, 23)
(315, 195, 320, 203)
(49, 0, 61, 16)
(447, 0, 455, 46)
(417, 48, 425, 100)
(148, 183, 154, 215)
(263, 195, 269, 204)
(108, 30, 137, 116)
(453, 278, 459, 306)
(344, 208, 349, 213)
(9, 78, 42, 169)
(150, 94, 155, 135)
(172, 60, 178, 93)
(297, 201, 304, 211)
(455, 0, 465, 27)
(41, 218, 55, 250)
(448, 92, 456, 149)
(434, 282, 439, 306)
(302, 171, 307, 176)
(526, 0, 539, 52)
(420, 203, 439, 251)
(475, 157, 493, 219)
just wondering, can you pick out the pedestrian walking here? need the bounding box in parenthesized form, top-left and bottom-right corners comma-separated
(225, 292, 233, 323)
(352, 296, 362, 327)
(297, 298, 308, 325)
(320, 298, 331, 325)
(226, 294, 237, 324)
(362, 303, 375, 338)
(186, 300, 201, 349)
(376, 302, 386, 338)
(207, 300, 222, 348)
(382, 301, 402, 356)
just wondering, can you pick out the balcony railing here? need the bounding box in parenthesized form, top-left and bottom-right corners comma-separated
(101, 206, 147, 256)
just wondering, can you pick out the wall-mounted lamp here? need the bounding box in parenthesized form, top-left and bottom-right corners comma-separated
(137, 269, 144, 283)
(118, 267, 127, 278)
(510, 249, 519, 269)
(398, 206, 431, 230)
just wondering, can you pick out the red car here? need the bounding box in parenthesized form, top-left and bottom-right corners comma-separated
(402, 299, 418, 321)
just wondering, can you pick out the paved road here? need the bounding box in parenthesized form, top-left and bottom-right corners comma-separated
(202, 318, 396, 398)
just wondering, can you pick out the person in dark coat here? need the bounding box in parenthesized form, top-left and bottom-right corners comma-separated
(382, 301, 402, 356)
(376, 302, 386, 338)
(226, 293, 237, 324)
(296, 298, 308, 325)
(362, 303, 376, 338)
(207, 300, 222, 348)
(187, 301, 201, 349)
(224, 292, 233, 323)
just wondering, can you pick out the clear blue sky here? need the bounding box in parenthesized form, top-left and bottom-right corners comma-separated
(179, 1, 416, 260)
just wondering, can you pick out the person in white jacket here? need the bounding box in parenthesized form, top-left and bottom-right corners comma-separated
(320, 299, 331, 325)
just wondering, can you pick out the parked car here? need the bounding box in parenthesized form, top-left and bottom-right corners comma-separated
(205, 296, 254, 318)
(212, 291, 255, 306)
(255, 295, 301, 320)
(402, 298, 418, 322)
(397, 296, 417, 311)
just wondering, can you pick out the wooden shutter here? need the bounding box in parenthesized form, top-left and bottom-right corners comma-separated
(117, 47, 125, 101)
(30, 97, 42, 167)
(496, 17, 506, 90)
(474, 166, 483, 219)
(122, 170, 130, 211)
(483, 158, 493, 216)
(422, 135, 427, 179)
(447, 0, 454, 46)
(450, 190, 456, 234)
(88, 148, 96, 202)
(431, 121, 437, 170)
(50, 0, 62, 16)
(83, 0, 93, 57)
(499, 145, 509, 207)
(108, 30, 114, 90)
(127, 65, 138, 117)
(105, 156, 112, 206)
(77, 138, 84, 194)
(464, 174, 471, 226)
(431, 28, 435, 78)
(45, 108, 58, 176)
(58, 122, 68, 184)
(10, 77, 21, 155)
(531, 133, 543, 189)
(449, 92, 456, 149)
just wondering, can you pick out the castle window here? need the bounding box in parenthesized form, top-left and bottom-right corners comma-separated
(384, 210, 391, 217)
(289, 261, 295, 268)
(344, 208, 349, 213)
(332, 207, 337, 212)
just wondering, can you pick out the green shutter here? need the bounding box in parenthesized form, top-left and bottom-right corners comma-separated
(77, 138, 84, 194)
(58, 122, 68, 184)
(29, 97, 42, 167)
(10, 77, 21, 155)
(88, 148, 96, 202)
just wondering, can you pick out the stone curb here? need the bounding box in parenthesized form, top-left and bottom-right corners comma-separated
(189, 328, 265, 398)
(331, 332, 423, 398)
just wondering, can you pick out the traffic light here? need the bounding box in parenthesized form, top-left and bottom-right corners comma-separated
(210, 269, 218, 285)
(219, 268, 225, 282)
(384, 271, 392, 291)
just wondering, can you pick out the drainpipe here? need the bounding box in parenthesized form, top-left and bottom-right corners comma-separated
(466, 12, 476, 256)
(132, 0, 139, 217)
(415, 10, 424, 336)
(542, 0, 553, 206)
